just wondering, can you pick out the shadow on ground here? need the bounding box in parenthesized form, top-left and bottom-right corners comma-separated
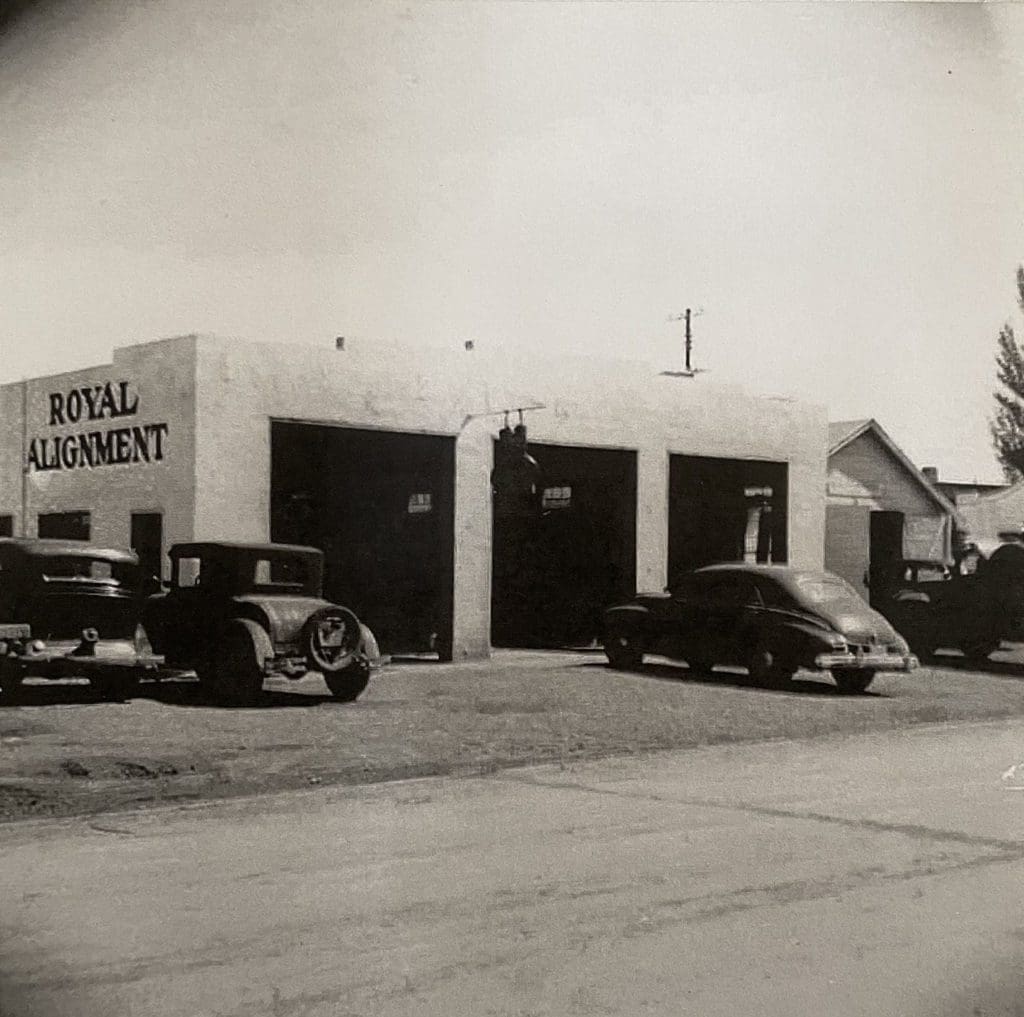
(1, 679, 337, 710)
(579, 660, 886, 697)
(924, 651, 1024, 681)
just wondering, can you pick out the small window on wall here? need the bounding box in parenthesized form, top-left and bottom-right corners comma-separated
(37, 511, 91, 541)
(0, 515, 12, 537)
(407, 492, 433, 515)
(130, 512, 163, 579)
(541, 486, 572, 511)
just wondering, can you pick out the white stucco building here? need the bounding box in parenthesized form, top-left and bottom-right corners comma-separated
(1, 333, 828, 659)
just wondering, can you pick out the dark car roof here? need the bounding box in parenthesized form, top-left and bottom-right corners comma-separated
(693, 563, 845, 591)
(170, 540, 322, 558)
(0, 537, 140, 565)
(695, 563, 828, 580)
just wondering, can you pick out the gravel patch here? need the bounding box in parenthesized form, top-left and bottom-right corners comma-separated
(2, 648, 1024, 821)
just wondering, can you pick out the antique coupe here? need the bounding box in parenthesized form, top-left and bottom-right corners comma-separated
(142, 541, 380, 702)
(603, 563, 917, 694)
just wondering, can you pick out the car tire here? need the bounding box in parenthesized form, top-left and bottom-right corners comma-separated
(303, 606, 363, 675)
(98, 673, 138, 702)
(899, 603, 937, 658)
(746, 643, 795, 687)
(0, 659, 22, 704)
(324, 658, 371, 702)
(832, 668, 875, 694)
(959, 639, 998, 662)
(211, 619, 270, 704)
(686, 655, 714, 674)
(323, 624, 378, 702)
(604, 629, 644, 670)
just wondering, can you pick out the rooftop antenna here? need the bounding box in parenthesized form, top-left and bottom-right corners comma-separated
(662, 307, 708, 377)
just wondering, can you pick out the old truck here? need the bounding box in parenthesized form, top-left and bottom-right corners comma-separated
(872, 543, 1024, 661)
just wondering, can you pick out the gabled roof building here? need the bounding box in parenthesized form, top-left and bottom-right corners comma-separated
(826, 418, 957, 599)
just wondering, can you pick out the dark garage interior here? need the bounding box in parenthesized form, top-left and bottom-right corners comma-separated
(668, 455, 788, 580)
(491, 442, 637, 648)
(270, 421, 456, 658)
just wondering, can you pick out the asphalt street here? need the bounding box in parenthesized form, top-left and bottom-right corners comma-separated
(3, 719, 1024, 1017)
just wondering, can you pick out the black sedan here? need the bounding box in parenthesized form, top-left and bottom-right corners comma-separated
(602, 563, 917, 694)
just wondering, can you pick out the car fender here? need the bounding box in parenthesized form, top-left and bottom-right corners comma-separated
(762, 616, 837, 656)
(234, 595, 332, 646)
(892, 591, 931, 605)
(603, 605, 651, 635)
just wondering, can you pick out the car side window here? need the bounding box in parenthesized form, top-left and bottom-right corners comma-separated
(176, 557, 202, 588)
(754, 577, 789, 608)
(736, 578, 763, 608)
(703, 576, 761, 610)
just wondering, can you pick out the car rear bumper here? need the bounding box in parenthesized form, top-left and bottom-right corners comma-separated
(4, 640, 162, 675)
(813, 650, 919, 673)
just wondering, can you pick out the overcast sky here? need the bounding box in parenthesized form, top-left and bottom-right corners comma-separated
(2, 0, 1022, 482)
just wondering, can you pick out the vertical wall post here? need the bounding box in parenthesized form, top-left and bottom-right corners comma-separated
(20, 378, 28, 537)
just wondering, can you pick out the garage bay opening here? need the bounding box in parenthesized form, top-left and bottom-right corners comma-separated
(270, 421, 455, 659)
(668, 455, 788, 579)
(491, 443, 637, 649)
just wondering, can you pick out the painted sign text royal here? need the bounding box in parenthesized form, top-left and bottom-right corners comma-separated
(26, 381, 170, 472)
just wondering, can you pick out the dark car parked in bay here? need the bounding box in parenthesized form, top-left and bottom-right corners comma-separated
(142, 541, 381, 702)
(0, 538, 160, 699)
(603, 563, 918, 694)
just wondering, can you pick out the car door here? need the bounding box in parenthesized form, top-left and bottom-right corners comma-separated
(159, 553, 226, 661)
(674, 572, 747, 664)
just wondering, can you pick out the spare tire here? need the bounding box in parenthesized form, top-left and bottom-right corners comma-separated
(303, 606, 362, 674)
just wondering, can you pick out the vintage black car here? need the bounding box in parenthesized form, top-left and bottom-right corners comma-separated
(603, 563, 917, 694)
(874, 544, 1024, 661)
(142, 541, 380, 702)
(0, 538, 160, 699)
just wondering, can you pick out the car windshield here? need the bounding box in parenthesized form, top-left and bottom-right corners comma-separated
(794, 575, 862, 607)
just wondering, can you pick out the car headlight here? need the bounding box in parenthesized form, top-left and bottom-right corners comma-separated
(827, 633, 848, 651)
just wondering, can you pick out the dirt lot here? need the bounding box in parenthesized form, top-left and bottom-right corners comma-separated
(4, 647, 1024, 822)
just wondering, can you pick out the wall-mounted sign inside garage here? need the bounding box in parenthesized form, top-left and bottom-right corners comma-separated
(25, 380, 169, 473)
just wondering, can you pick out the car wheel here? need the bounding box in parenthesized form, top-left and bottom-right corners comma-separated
(303, 607, 362, 675)
(686, 654, 714, 674)
(745, 643, 794, 687)
(211, 620, 270, 704)
(832, 668, 875, 694)
(604, 629, 644, 670)
(959, 639, 999, 662)
(324, 658, 371, 702)
(0, 660, 22, 704)
(97, 673, 138, 702)
(899, 604, 937, 658)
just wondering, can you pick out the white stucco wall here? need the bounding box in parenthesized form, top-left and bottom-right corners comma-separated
(0, 337, 197, 576)
(191, 335, 827, 657)
(2, 333, 828, 657)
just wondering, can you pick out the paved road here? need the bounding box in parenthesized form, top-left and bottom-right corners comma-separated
(3, 721, 1024, 1017)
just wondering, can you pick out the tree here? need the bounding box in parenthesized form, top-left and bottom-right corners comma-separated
(991, 266, 1024, 479)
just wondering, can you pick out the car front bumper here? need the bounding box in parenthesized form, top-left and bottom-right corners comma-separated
(813, 650, 919, 673)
